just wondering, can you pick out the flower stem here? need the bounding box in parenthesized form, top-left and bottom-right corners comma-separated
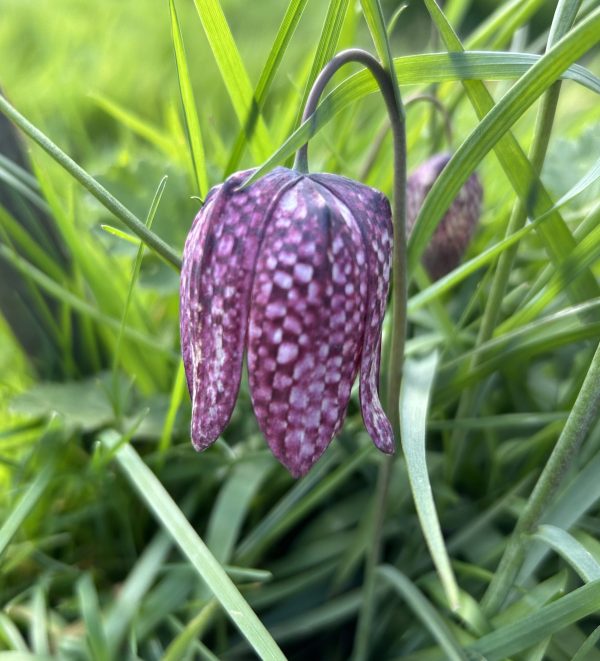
(294, 48, 407, 661)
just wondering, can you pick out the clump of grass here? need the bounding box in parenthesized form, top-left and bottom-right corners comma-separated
(1, 0, 600, 659)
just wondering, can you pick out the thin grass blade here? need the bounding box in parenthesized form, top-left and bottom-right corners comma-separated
(400, 352, 460, 610)
(169, 0, 209, 197)
(100, 431, 285, 660)
(378, 565, 468, 661)
(534, 524, 600, 583)
(191, 0, 273, 161)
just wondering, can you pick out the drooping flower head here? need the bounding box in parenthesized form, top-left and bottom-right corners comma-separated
(180, 166, 394, 477)
(407, 153, 482, 281)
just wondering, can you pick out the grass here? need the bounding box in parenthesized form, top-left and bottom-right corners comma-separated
(0, 0, 600, 659)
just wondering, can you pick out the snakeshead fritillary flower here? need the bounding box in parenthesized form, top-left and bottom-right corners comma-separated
(407, 153, 483, 281)
(180, 166, 394, 477)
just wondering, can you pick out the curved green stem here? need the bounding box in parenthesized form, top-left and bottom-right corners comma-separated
(293, 47, 407, 661)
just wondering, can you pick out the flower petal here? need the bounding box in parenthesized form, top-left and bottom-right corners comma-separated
(247, 178, 367, 476)
(312, 174, 394, 454)
(180, 167, 298, 450)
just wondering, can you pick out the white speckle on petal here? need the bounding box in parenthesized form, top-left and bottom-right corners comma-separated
(274, 271, 293, 289)
(294, 263, 314, 284)
(277, 342, 299, 364)
(266, 302, 286, 319)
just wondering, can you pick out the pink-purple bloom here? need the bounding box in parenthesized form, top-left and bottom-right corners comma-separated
(180, 167, 394, 477)
(407, 153, 483, 281)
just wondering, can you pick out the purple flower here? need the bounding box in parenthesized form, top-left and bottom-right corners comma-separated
(407, 153, 483, 281)
(180, 167, 394, 477)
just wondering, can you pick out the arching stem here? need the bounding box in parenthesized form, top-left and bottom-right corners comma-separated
(294, 47, 406, 442)
(294, 49, 407, 661)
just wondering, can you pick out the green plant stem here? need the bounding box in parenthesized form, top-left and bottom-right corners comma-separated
(482, 339, 600, 615)
(0, 94, 182, 270)
(446, 0, 582, 480)
(292, 46, 407, 661)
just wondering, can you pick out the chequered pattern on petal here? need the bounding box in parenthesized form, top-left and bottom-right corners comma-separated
(407, 153, 483, 281)
(180, 167, 300, 450)
(247, 178, 368, 477)
(311, 174, 394, 454)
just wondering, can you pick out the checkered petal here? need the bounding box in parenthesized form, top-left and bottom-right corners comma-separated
(247, 177, 368, 476)
(312, 174, 394, 454)
(180, 167, 301, 450)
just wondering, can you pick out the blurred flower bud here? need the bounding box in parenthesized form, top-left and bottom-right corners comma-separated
(406, 153, 482, 281)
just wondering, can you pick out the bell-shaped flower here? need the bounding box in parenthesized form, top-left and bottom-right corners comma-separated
(407, 153, 483, 281)
(180, 166, 394, 477)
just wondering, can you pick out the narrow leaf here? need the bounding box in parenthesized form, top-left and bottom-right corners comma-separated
(379, 565, 468, 661)
(534, 524, 600, 583)
(100, 431, 285, 661)
(400, 352, 460, 610)
(169, 0, 209, 196)
(0, 94, 181, 269)
(191, 0, 273, 161)
(0, 465, 53, 560)
(470, 580, 600, 660)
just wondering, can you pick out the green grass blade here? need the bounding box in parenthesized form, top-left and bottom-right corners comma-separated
(100, 225, 140, 246)
(414, 2, 600, 303)
(0, 244, 175, 358)
(169, 0, 209, 197)
(77, 574, 110, 661)
(520, 449, 600, 583)
(100, 431, 285, 660)
(295, 0, 350, 128)
(572, 625, 600, 661)
(30, 587, 48, 656)
(470, 580, 600, 660)
(0, 207, 66, 282)
(162, 602, 218, 661)
(534, 524, 600, 583)
(0, 655, 52, 661)
(104, 532, 172, 652)
(236, 446, 369, 564)
(378, 566, 468, 661)
(206, 459, 273, 563)
(242, 50, 600, 187)
(91, 94, 178, 158)
(226, 0, 311, 173)
(400, 352, 460, 610)
(496, 218, 600, 333)
(0, 165, 49, 213)
(191, 0, 273, 162)
(159, 362, 187, 455)
(0, 95, 181, 269)
(0, 464, 53, 561)
(112, 175, 167, 417)
(467, 0, 546, 50)
(436, 299, 600, 399)
(0, 615, 28, 653)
